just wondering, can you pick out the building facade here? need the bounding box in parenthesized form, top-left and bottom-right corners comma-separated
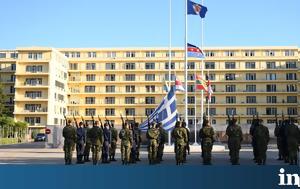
(0, 46, 299, 132)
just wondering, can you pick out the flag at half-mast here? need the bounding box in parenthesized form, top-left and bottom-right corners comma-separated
(206, 77, 213, 102)
(175, 77, 185, 91)
(196, 74, 207, 91)
(187, 43, 205, 59)
(187, 0, 208, 18)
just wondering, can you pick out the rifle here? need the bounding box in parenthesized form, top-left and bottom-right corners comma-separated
(73, 115, 78, 128)
(105, 116, 111, 128)
(91, 116, 95, 127)
(120, 113, 125, 129)
(98, 115, 103, 129)
(63, 114, 67, 126)
(275, 114, 278, 127)
(81, 116, 85, 127)
(238, 116, 241, 125)
(227, 114, 231, 126)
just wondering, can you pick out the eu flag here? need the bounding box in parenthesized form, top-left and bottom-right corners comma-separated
(187, 0, 207, 18)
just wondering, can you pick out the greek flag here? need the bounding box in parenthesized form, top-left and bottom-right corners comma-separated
(139, 86, 178, 131)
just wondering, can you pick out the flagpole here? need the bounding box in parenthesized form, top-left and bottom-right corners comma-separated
(207, 70, 210, 120)
(168, 0, 172, 146)
(200, 0, 204, 127)
(193, 60, 197, 145)
(184, 0, 188, 127)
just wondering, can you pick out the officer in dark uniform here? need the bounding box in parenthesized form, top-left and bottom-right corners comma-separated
(102, 122, 111, 163)
(76, 121, 86, 164)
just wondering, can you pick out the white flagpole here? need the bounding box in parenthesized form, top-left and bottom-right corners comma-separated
(200, 0, 204, 125)
(184, 0, 188, 127)
(207, 70, 210, 120)
(193, 60, 197, 145)
(168, 0, 172, 146)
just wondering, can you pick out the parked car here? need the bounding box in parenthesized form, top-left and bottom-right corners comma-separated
(34, 133, 46, 142)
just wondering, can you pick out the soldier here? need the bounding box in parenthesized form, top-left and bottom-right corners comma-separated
(274, 114, 283, 160)
(146, 119, 159, 165)
(226, 115, 243, 165)
(62, 119, 76, 165)
(119, 115, 132, 165)
(130, 123, 137, 164)
(285, 118, 300, 165)
(156, 122, 167, 163)
(199, 117, 215, 165)
(250, 115, 258, 162)
(181, 121, 190, 163)
(172, 121, 188, 165)
(102, 122, 111, 163)
(253, 119, 269, 165)
(280, 119, 289, 163)
(76, 121, 86, 164)
(83, 121, 92, 162)
(109, 123, 118, 161)
(89, 119, 104, 165)
(134, 121, 142, 161)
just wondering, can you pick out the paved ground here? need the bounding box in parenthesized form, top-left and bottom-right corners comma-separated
(0, 142, 293, 166)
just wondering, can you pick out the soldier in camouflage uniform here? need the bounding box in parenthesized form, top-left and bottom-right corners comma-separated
(249, 116, 258, 162)
(181, 121, 190, 163)
(89, 120, 104, 165)
(119, 121, 132, 165)
(62, 119, 77, 165)
(102, 122, 111, 163)
(253, 119, 269, 165)
(109, 123, 118, 161)
(226, 116, 243, 165)
(199, 118, 215, 165)
(76, 121, 86, 164)
(172, 121, 188, 165)
(83, 121, 92, 162)
(134, 122, 142, 161)
(274, 116, 283, 160)
(147, 122, 159, 165)
(156, 122, 167, 163)
(285, 118, 300, 165)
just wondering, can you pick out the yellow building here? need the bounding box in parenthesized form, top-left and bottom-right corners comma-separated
(0, 46, 299, 133)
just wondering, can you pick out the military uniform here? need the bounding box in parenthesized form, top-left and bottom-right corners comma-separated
(76, 126, 86, 164)
(285, 122, 300, 165)
(253, 121, 269, 165)
(146, 126, 159, 164)
(172, 123, 188, 165)
(183, 127, 190, 163)
(274, 122, 283, 160)
(134, 123, 142, 161)
(62, 123, 77, 165)
(109, 126, 118, 161)
(119, 126, 132, 165)
(226, 122, 243, 165)
(279, 121, 289, 163)
(89, 126, 104, 165)
(157, 125, 167, 163)
(249, 119, 258, 162)
(199, 124, 215, 165)
(83, 126, 91, 162)
(102, 125, 111, 163)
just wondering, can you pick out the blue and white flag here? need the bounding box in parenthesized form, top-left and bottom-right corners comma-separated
(139, 86, 178, 131)
(187, 43, 205, 58)
(187, 0, 208, 18)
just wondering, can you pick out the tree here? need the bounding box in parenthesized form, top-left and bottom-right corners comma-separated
(0, 84, 9, 116)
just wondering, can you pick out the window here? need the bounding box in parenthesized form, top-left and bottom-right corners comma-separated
(265, 50, 275, 56)
(25, 117, 41, 125)
(25, 91, 42, 99)
(10, 52, 18, 59)
(145, 97, 155, 104)
(125, 97, 135, 104)
(69, 63, 78, 70)
(210, 85, 216, 92)
(146, 51, 155, 57)
(166, 51, 175, 57)
(245, 50, 255, 56)
(285, 50, 294, 56)
(266, 73, 276, 80)
(105, 97, 115, 104)
(165, 62, 175, 69)
(205, 62, 215, 69)
(246, 73, 256, 80)
(287, 96, 297, 103)
(85, 97, 95, 104)
(125, 74, 135, 81)
(105, 108, 115, 116)
(125, 63, 135, 70)
(88, 52, 96, 58)
(188, 96, 195, 104)
(0, 53, 6, 58)
(247, 108, 257, 115)
(85, 108, 96, 116)
(107, 51, 116, 58)
(226, 85, 236, 92)
(226, 96, 236, 104)
(210, 96, 216, 104)
(86, 74, 96, 81)
(188, 108, 195, 116)
(266, 62, 276, 69)
(86, 63, 96, 70)
(205, 51, 215, 57)
(246, 96, 256, 103)
(85, 86, 95, 93)
(125, 108, 135, 116)
(245, 62, 255, 69)
(25, 104, 42, 112)
(187, 62, 195, 69)
(105, 74, 116, 81)
(187, 85, 195, 92)
(225, 73, 235, 80)
(266, 96, 277, 103)
(26, 65, 43, 73)
(266, 107, 277, 115)
(145, 74, 155, 81)
(246, 85, 256, 92)
(225, 62, 236, 69)
(207, 74, 216, 80)
(125, 85, 135, 93)
(165, 74, 175, 81)
(106, 63, 115, 70)
(106, 85, 115, 93)
(28, 52, 42, 60)
(25, 78, 42, 86)
(286, 61, 297, 69)
(287, 84, 297, 92)
(126, 51, 135, 58)
(266, 84, 276, 92)
(226, 108, 236, 115)
(287, 107, 297, 115)
(145, 108, 155, 116)
(206, 108, 216, 115)
(145, 85, 155, 93)
(225, 51, 235, 57)
(187, 74, 195, 81)
(286, 73, 297, 80)
(145, 62, 155, 69)
(11, 64, 16, 70)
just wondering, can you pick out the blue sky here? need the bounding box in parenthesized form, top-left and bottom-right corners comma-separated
(0, 0, 299, 49)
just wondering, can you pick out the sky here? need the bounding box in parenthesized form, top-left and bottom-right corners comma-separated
(0, 0, 299, 49)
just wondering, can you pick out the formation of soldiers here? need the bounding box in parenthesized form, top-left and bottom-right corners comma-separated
(62, 114, 300, 166)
